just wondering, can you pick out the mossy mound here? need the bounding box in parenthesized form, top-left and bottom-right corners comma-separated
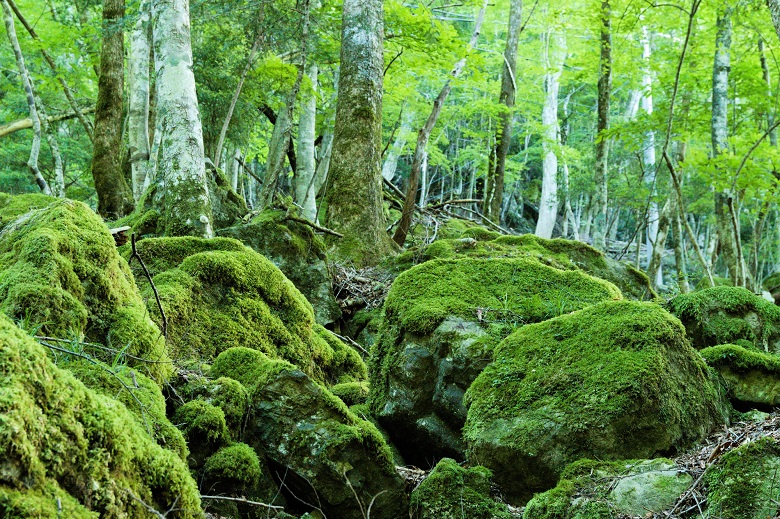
(666, 286, 780, 352)
(703, 436, 780, 518)
(370, 257, 622, 463)
(331, 381, 369, 406)
(0, 199, 170, 381)
(410, 458, 512, 519)
(419, 234, 656, 301)
(173, 399, 230, 466)
(219, 209, 341, 325)
(700, 344, 780, 407)
(0, 313, 199, 518)
(213, 347, 408, 519)
(464, 301, 729, 504)
(0, 192, 58, 230)
(524, 458, 692, 518)
(128, 236, 365, 385)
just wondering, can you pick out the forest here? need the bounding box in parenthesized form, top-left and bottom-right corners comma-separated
(5, 0, 780, 517)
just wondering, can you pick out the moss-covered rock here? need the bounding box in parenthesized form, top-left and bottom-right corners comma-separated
(703, 436, 780, 519)
(0, 313, 200, 517)
(219, 209, 341, 325)
(464, 301, 729, 504)
(667, 286, 780, 352)
(0, 199, 170, 381)
(410, 458, 512, 519)
(0, 193, 58, 230)
(700, 344, 780, 407)
(370, 257, 622, 463)
(331, 381, 369, 406)
(214, 347, 408, 519)
(173, 400, 229, 467)
(128, 236, 365, 385)
(523, 458, 692, 519)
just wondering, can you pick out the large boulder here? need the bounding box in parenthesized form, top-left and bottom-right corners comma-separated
(666, 286, 780, 352)
(370, 256, 622, 463)
(409, 458, 513, 519)
(0, 199, 170, 381)
(129, 236, 364, 385)
(703, 436, 780, 519)
(212, 347, 408, 519)
(700, 344, 780, 408)
(0, 313, 199, 518)
(464, 301, 729, 504)
(219, 210, 341, 326)
(523, 458, 692, 518)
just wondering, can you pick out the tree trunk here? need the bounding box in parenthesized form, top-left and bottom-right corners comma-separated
(672, 208, 690, 293)
(36, 98, 65, 197)
(712, 7, 740, 285)
(535, 29, 565, 239)
(382, 110, 413, 182)
(295, 62, 319, 221)
(150, 0, 213, 237)
(768, 0, 780, 42)
(323, 0, 395, 264)
(647, 199, 671, 288)
(591, 0, 612, 251)
(641, 26, 662, 286)
(393, 0, 488, 246)
(1, 0, 51, 195)
(128, 0, 152, 201)
(484, 0, 522, 223)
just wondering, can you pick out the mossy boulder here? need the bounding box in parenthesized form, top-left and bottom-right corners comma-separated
(0, 313, 200, 518)
(700, 344, 780, 407)
(410, 458, 512, 519)
(464, 301, 729, 504)
(523, 458, 692, 518)
(370, 256, 622, 463)
(128, 236, 365, 385)
(420, 234, 656, 301)
(213, 347, 408, 519)
(0, 199, 170, 381)
(173, 400, 230, 467)
(219, 209, 340, 325)
(703, 436, 780, 519)
(666, 286, 780, 352)
(0, 193, 58, 230)
(331, 381, 369, 406)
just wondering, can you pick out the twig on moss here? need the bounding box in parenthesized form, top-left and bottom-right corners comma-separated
(128, 233, 168, 338)
(332, 332, 369, 356)
(200, 495, 284, 510)
(35, 336, 172, 364)
(284, 214, 343, 238)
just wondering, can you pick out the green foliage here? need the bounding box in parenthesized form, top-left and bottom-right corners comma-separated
(203, 443, 262, 490)
(173, 400, 229, 446)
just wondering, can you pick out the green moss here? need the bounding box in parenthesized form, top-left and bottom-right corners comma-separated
(695, 275, 733, 290)
(0, 199, 170, 381)
(0, 193, 58, 231)
(704, 437, 780, 519)
(410, 458, 511, 519)
(203, 443, 261, 489)
(460, 227, 501, 241)
(130, 236, 366, 384)
(465, 301, 729, 502)
(666, 286, 780, 351)
(331, 381, 370, 406)
(764, 272, 780, 292)
(700, 344, 780, 375)
(67, 361, 188, 460)
(0, 312, 200, 517)
(173, 400, 229, 445)
(0, 482, 97, 519)
(210, 346, 272, 387)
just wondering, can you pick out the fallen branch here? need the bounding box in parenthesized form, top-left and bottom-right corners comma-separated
(426, 198, 483, 210)
(200, 495, 284, 510)
(35, 335, 172, 365)
(332, 332, 369, 356)
(285, 214, 343, 238)
(128, 233, 168, 338)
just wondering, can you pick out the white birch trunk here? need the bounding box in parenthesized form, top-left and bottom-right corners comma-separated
(151, 0, 213, 237)
(230, 147, 241, 192)
(295, 62, 319, 221)
(129, 0, 151, 200)
(419, 152, 428, 206)
(641, 26, 662, 286)
(381, 111, 413, 182)
(535, 29, 565, 239)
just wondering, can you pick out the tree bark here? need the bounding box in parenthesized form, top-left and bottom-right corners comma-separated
(484, 0, 522, 223)
(128, 0, 152, 201)
(535, 29, 565, 239)
(393, 0, 488, 246)
(591, 0, 612, 251)
(295, 62, 319, 221)
(323, 0, 396, 264)
(641, 26, 662, 286)
(768, 0, 780, 42)
(1, 0, 51, 195)
(91, 0, 134, 218)
(382, 110, 413, 182)
(150, 0, 213, 237)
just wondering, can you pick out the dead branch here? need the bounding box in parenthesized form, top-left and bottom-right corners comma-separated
(128, 233, 168, 338)
(200, 495, 284, 510)
(426, 198, 483, 210)
(285, 214, 343, 238)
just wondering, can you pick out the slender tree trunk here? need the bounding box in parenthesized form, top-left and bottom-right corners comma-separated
(1, 0, 51, 195)
(535, 29, 566, 239)
(647, 199, 672, 288)
(671, 208, 690, 293)
(323, 0, 395, 264)
(393, 0, 488, 246)
(591, 0, 612, 251)
(484, 0, 522, 223)
(230, 147, 241, 192)
(641, 26, 662, 286)
(382, 110, 413, 182)
(295, 62, 319, 221)
(91, 0, 134, 218)
(151, 0, 213, 237)
(36, 98, 65, 196)
(128, 0, 152, 200)
(768, 0, 780, 42)
(712, 7, 740, 285)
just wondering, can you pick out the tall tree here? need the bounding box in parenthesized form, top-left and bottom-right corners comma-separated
(150, 0, 213, 237)
(641, 26, 662, 286)
(128, 0, 152, 200)
(591, 0, 612, 251)
(484, 0, 522, 224)
(91, 0, 134, 218)
(324, 0, 396, 264)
